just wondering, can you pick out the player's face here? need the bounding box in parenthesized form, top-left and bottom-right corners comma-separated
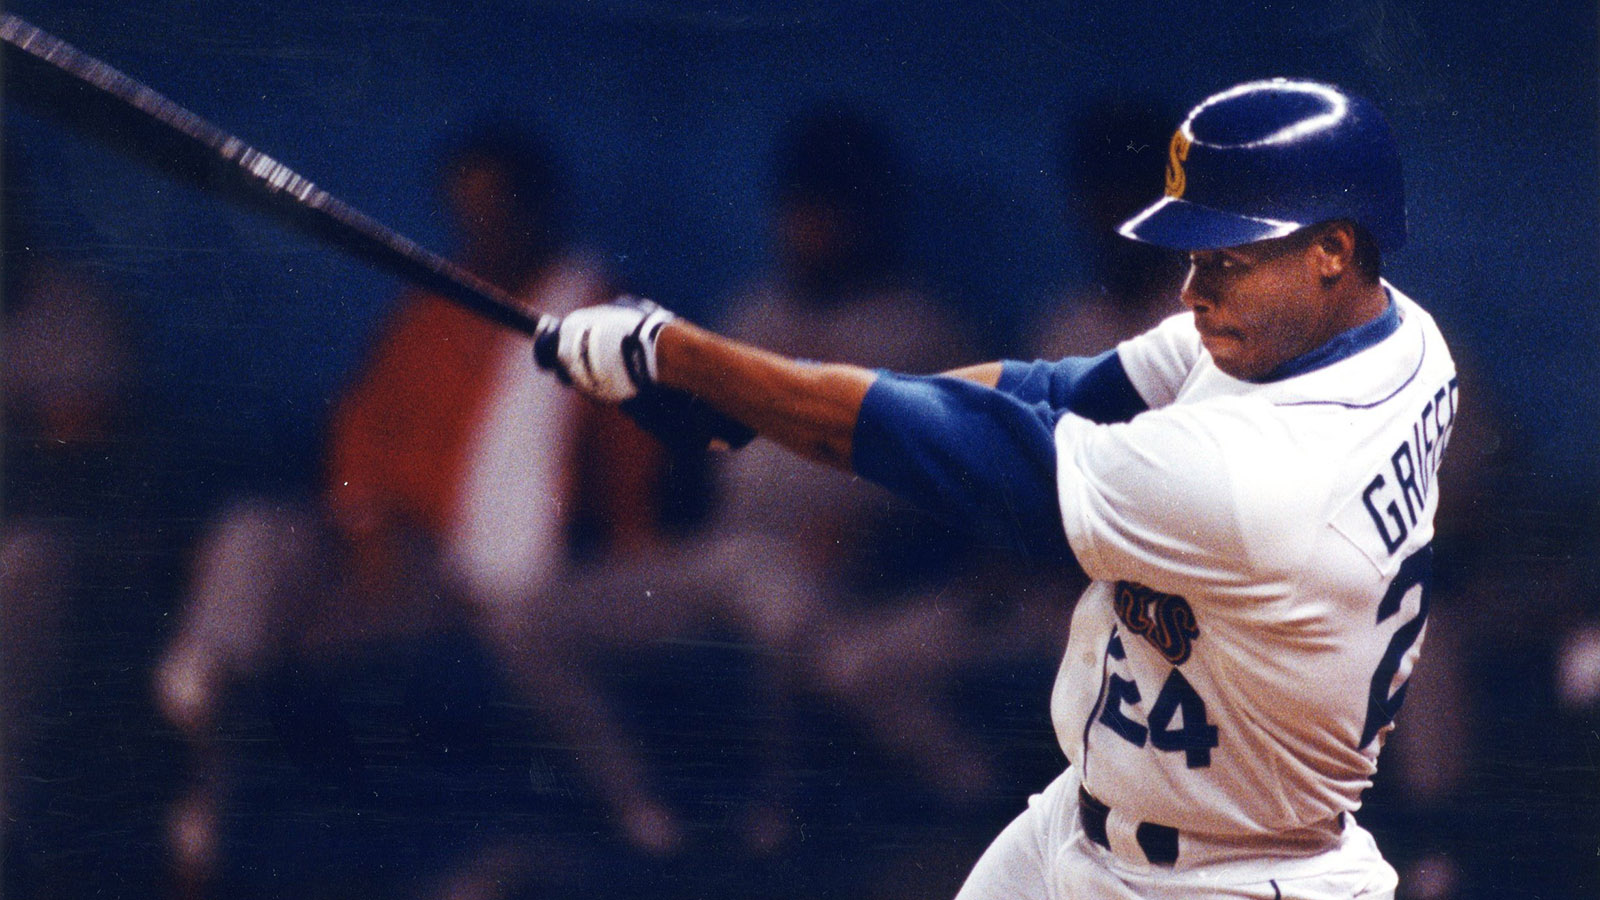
(1179, 230, 1345, 381)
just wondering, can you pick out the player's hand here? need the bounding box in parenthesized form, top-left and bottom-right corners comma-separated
(534, 298, 757, 452)
(534, 296, 674, 402)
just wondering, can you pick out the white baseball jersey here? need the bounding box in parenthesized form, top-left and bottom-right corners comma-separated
(1050, 284, 1457, 840)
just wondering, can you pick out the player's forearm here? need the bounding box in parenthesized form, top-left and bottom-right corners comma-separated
(653, 319, 875, 470)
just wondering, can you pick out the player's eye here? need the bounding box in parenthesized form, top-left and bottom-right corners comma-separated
(1189, 252, 1243, 275)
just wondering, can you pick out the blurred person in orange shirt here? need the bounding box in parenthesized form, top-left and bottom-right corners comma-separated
(153, 123, 671, 889)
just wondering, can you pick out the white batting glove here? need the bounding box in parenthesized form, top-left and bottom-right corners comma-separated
(535, 298, 675, 402)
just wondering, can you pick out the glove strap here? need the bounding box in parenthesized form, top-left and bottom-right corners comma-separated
(619, 301, 674, 390)
(532, 317, 569, 383)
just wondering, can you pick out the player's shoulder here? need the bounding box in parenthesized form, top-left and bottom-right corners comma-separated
(1056, 395, 1329, 576)
(1115, 395, 1320, 503)
(1114, 310, 1204, 408)
(1396, 286, 1458, 385)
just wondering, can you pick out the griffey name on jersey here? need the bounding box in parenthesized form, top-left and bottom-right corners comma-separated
(1339, 375, 1460, 565)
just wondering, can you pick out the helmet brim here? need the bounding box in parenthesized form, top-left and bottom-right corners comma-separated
(1117, 196, 1303, 251)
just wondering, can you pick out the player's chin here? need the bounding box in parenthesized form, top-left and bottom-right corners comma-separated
(1204, 336, 1265, 380)
(1200, 332, 1240, 364)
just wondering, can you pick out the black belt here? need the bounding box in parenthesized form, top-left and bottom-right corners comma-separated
(1078, 787, 1180, 867)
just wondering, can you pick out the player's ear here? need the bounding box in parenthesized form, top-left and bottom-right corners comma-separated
(1310, 222, 1357, 286)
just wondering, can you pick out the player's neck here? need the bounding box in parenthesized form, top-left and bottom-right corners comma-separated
(1329, 276, 1390, 335)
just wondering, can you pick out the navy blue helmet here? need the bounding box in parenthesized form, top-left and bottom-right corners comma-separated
(1119, 79, 1405, 252)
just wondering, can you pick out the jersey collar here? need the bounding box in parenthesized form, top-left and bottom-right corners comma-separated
(1251, 287, 1400, 384)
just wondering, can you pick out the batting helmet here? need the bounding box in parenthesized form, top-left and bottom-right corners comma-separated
(1118, 78, 1405, 252)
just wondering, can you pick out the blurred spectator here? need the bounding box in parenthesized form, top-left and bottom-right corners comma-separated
(534, 105, 1000, 859)
(796, 101, 1191, 854)
(817, 99, 1198, 815)
(150, 122, 669, 889)
(892, 96, 1194, 707)
(712, 104, 995, 803)
(1026, 95, 1186, 360)
(717, 103, 976, 608)
(2, 162, 160, 890)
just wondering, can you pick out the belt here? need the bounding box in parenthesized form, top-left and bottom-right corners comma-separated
(1078, 787, 1180, 867)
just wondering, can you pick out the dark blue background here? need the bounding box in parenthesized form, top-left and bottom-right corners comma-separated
(8, 0, 1597, 495)
(6, 4, 1599, 898)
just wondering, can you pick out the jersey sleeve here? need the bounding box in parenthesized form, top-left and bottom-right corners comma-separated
(852, 372, 1079, 565)
(1052, 401, 1322, 599)
(995, 350, 1149, 424)
(1112, 312, 1204, 409)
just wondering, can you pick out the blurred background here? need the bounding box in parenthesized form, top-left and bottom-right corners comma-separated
(3, 1, 1596, 898)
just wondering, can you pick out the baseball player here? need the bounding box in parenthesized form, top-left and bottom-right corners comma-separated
(539, 78, 1454, 898)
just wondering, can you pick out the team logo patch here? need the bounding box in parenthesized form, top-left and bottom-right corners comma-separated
(1164, 129, 1191, 198)
(1113, 581, 1199, 665)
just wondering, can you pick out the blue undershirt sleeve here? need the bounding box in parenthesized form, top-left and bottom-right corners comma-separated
(995, 349, 1148, 424)
(851, 372, 1081, 568)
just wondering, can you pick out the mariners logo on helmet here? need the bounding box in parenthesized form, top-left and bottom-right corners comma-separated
(1119, 78, 1406, 252)
(1164, 129, 1191, 199)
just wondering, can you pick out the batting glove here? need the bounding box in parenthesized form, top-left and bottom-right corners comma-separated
(534, 297, 674, 402)
(534, 298, 757, 452)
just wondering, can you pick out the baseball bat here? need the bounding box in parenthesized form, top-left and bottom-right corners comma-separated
(0, 12, 544, 337)
(2, 13, 755, 450)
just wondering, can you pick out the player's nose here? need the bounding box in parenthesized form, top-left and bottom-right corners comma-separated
(1179, 266, 1210, 312)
